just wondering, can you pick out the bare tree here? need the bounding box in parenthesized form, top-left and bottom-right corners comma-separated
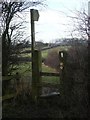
(69, 10, 89, 39)
(1, 0, 45, 75)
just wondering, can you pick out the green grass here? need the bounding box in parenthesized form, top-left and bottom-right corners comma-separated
(11, 62, 59, 84)
(12, 62, 57, 75)
(19, 53, 31, 57)
(42, 63, 60, 84)
(42, 76, 60, 84)
(42, 63, 57, 73)
(42, 50, 48, 58)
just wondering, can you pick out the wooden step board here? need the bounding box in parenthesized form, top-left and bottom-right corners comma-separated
(40, 92, 60, 98)
(2, 93, 15, 102)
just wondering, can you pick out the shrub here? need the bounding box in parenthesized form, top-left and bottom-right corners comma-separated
(44, 45, 88, 117)
(60, 45, 88, 117)
(44, 50, 60, 71)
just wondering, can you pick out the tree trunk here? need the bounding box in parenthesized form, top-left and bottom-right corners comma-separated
(2, 29, 10, 76)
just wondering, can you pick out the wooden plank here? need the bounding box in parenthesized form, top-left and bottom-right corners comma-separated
(39, 92, 60, 98)
(2, 93, 15, 101)
(40, 72, 60, 77)
(2, 76, 13, 81)
(42, 83, 59, 88)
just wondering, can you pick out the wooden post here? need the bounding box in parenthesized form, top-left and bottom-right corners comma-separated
(59, 51, 68, 105)
(59, 51, 66, 94)
(30, 9, 35, 52)
(31, 50, 42, 101)
(30, 9, 40, 101)
(59, 51, 67, 82)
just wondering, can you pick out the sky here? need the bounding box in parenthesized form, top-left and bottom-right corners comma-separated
(2, 0, 88, 43)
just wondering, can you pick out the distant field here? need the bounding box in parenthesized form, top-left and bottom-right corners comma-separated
(20, 45, 71, 58)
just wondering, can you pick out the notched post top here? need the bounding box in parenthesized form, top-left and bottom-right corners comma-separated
(30, 9, 39, 21)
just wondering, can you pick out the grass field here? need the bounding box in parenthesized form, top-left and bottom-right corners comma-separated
(11, 62, 59, 83)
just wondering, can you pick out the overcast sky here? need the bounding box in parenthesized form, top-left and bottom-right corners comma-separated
(25, 0, 88, 43)
(1, 0, 88, 43)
